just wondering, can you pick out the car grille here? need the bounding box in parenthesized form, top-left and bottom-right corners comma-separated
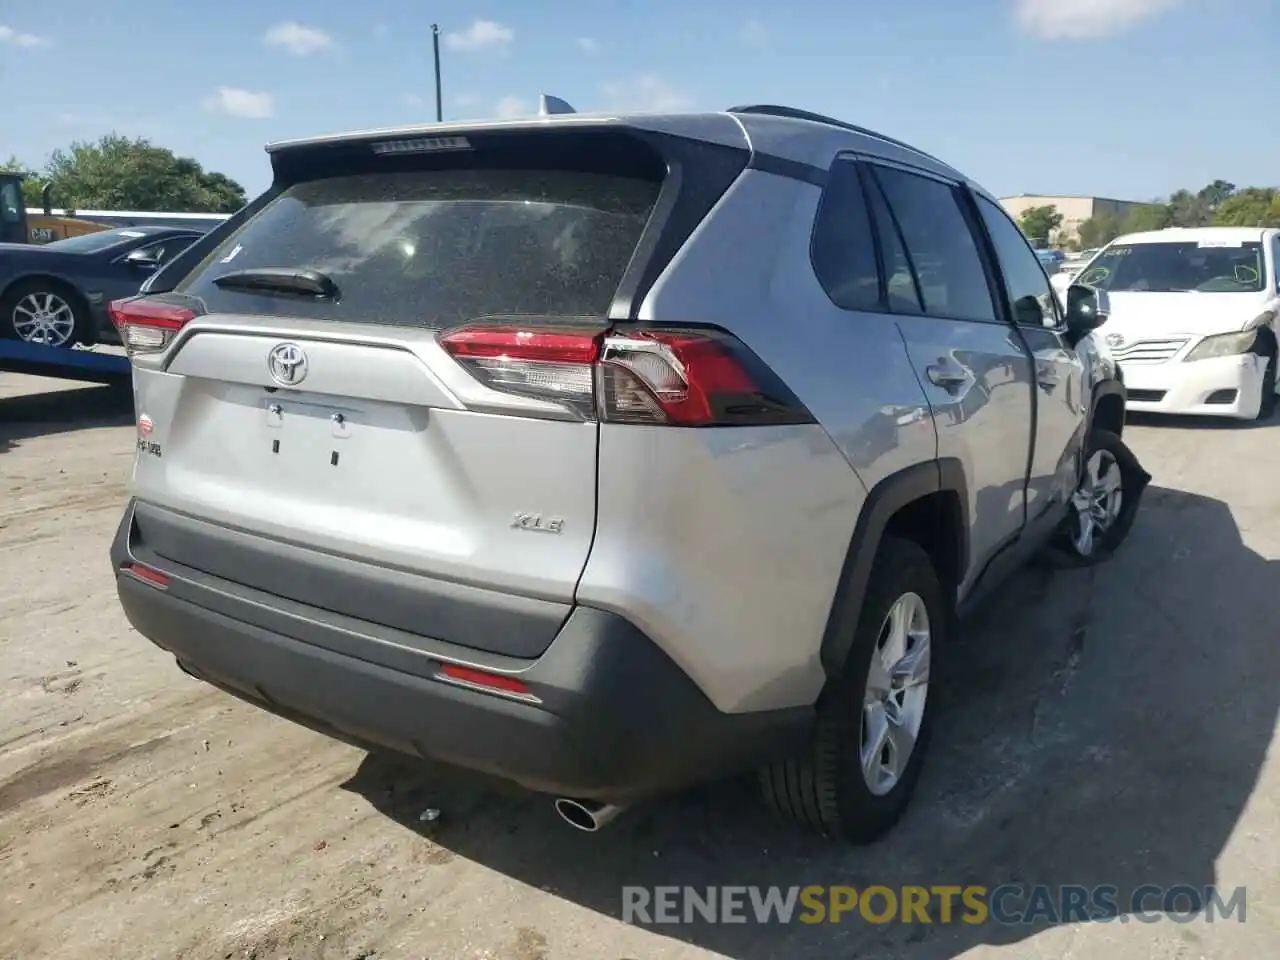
(1109, 337, 1188, 364)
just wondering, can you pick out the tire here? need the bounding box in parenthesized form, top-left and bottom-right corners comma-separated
(1051, 428, 1149, 567)
(1253, 338, 1276, 421)
(0, 279, 89, 348)
(760, 536, 944, 843)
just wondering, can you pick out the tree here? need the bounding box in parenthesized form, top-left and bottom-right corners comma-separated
(1166, 189, 1208, 228)
(1214, 188, 1280, 227)
(1076, 211, 1123, 250)
(40, 134, 246, 213)
(1197, 179, 1236, 213)
(0, 156, 45, 208)
(1017, 205, 1063, 245)
(1123, 203, 1174, 232)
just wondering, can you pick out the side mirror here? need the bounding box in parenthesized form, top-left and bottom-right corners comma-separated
(1063, 283, 1109, 345)
(125, 248, 160, 269)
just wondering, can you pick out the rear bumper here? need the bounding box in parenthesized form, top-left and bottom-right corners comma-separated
(111, 500, 811, 803)
(1120, 354, 1267, 419)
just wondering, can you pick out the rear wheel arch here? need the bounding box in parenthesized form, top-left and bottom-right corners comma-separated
(818, 459, 968, 680)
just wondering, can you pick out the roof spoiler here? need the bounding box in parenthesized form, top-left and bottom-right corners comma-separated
(539, 94, 576, 116)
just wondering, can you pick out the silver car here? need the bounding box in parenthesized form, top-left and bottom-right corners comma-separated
(109, 102, 1144, 842)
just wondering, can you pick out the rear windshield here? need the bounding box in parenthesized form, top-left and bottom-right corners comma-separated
(1077, 240, 1265, 293)
(178, 169, 661, 326)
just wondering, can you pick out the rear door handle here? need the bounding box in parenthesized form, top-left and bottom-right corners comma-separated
(926, 363, 971, 390)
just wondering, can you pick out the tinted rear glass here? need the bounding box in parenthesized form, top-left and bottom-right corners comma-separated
(178, 169, 661, 326)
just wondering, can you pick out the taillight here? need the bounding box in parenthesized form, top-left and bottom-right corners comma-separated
(437, 322, 813, 427)
(109, 297, 197, 356)
(439, 324, 602, 418)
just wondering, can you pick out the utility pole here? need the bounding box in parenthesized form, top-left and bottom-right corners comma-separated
(431, 24, 443, 122)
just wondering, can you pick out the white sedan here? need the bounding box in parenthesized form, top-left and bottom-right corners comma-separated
(1053, 227, 1280, 421)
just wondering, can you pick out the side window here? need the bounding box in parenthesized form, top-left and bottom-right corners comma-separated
(0, 182, 21, 223)
(974, 194, 1059, 328)
(863, 170, 923, 314)
(1273, 236, 1280, 292)
(811, 159, 882, 312)
(158, 235, 197, 264)
(868, 165, 997, 322)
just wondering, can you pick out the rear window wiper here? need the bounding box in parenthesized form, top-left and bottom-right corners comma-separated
(212, 267, 339, 300)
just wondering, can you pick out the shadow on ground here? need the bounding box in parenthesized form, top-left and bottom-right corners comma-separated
(0, 383, 133, 454)
(344, 485, 1276, 958)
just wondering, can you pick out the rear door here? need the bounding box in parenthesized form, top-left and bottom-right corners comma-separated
(124, 131, 685, 657)
(861, 160, 1036, 592)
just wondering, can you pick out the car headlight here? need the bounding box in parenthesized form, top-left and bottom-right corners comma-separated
(1184, 330, 1258, 361)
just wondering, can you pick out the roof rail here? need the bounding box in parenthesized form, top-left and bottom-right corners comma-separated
(726, 104, 946, 166)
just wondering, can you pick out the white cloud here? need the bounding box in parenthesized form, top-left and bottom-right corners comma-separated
(402, 93, 426, 108)
(444, 19, 513, 52)
(263, 21, 334, 56)
(494, 96, 529, 119)
(577, 37, 600, 55)
(738, 19, 769, 49)
(203, 87, 275, 119)
(599, 75, 693, 114)
(1014, 0, 1181, 38)
(0, 24, 46, 47)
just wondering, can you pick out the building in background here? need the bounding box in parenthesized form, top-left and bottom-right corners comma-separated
(999, 194, 1149, 245)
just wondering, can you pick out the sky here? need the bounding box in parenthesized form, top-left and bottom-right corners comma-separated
(2, 0, 1276, 203)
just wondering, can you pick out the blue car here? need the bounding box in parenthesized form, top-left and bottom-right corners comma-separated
(0, 225, 203, 347)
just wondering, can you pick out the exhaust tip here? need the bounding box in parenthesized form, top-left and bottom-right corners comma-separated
(554, 797, 602, 832)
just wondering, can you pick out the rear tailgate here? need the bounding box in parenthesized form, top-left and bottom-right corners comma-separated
(122, 119, 750, 659)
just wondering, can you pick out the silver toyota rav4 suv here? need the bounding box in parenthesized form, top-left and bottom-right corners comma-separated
(109, 102, 1146, 843)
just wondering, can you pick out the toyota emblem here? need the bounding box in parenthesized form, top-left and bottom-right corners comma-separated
(268, 343, 308, 386)
(1105, 333, 1125, 348)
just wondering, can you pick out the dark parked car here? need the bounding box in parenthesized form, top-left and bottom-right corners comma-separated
(0, 226, 202, 347)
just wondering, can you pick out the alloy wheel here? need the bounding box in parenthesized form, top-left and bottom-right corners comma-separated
(1070, 448, 1123, 557)
(861, 591, 931, 796)
(12, 292, 76, 346)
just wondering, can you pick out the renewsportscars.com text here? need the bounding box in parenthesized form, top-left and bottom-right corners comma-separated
(621, 884, 1247, 926)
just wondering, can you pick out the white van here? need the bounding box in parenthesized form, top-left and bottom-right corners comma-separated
(1053, 227, 1280, 420)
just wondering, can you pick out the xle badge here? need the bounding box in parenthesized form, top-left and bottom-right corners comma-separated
(511, 512, 565, 534)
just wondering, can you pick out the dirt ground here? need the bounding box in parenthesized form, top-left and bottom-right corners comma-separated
(1, 371, 1277, 960)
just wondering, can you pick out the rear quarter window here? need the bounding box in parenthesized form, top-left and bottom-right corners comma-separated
(179, 168, 661, 328)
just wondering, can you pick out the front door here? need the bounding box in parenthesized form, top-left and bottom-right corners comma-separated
(972, 192, 1087, 531)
